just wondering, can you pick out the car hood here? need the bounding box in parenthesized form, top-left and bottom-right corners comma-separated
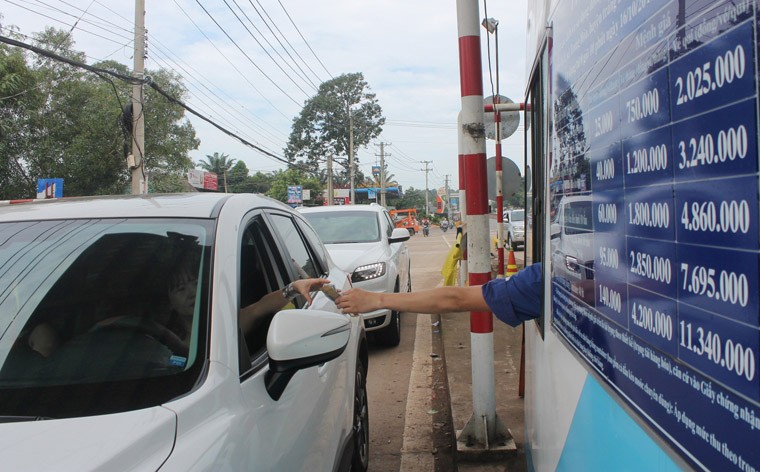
(325, 242, 384, 272)
(0, 407, 176, 471)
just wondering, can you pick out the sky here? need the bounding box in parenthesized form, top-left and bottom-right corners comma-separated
(0, 0, 528, 193)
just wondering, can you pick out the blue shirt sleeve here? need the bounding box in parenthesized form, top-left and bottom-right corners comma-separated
(481, 263, 542, 326)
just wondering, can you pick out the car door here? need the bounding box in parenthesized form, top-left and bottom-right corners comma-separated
(265, 211, 351, 468)
(235, 212, 346, 471)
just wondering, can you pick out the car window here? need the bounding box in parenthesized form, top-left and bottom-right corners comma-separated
(302, 211, 381, 244)
(268, 213, 320, 278)
(383, 211, 394, 237)
(238, 216, 291, 369)
(0, 218, 212, 418)
(295, 218, 328, 274)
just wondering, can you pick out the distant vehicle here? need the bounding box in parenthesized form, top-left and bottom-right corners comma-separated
(0, 193, 368, 472)
(504, 209, 525, 249)
(389, 208, 420, 235)
(300, 204, 411, 346)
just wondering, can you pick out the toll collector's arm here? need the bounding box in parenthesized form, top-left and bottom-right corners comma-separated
(336, 263, 543, 327)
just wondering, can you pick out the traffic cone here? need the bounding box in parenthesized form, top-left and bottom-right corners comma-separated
(506, 249, 518, 277)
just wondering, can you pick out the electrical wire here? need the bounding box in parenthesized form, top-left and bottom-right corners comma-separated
(275, 0, 332, 79)
(193, 0, 304, 107)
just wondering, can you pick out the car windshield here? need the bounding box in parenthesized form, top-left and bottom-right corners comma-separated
(303, 211, 380, 244)
(510, 210, 525, 222)
(0, 218, 213, 418)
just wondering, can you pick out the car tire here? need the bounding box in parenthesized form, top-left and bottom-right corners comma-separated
(375, 282, 401, 347)
(350, 357, 369, 472)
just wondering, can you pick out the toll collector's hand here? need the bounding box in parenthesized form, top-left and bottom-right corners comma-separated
(336, 288, 381, 315)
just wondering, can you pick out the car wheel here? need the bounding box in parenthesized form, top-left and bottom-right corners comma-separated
(351, 357, 369, 471)
(408, 228, 415, 236)
(375, 282, 401, 346)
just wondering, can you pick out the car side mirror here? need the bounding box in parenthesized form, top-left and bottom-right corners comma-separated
(265, 309, 350, 400)
(389, 227, 411, 243)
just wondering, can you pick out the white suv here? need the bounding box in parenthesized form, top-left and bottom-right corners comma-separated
(0, 194, 368, 471)
(299, 204, 411, 346)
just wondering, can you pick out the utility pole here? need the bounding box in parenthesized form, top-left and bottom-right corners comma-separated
(444, 174, 451, 219)
(420, 160, 433, 216)
(327, 154, 334, 205)
(376, 142, 390, 207)
(348, 107, 355, 204)
(131, 0, 146, 195)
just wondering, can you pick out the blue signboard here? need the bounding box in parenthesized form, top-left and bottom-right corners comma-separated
(36, 178, 63, 198)
(548, 0, 760, 469)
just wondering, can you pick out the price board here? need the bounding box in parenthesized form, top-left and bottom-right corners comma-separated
(548, 0, 760, 469)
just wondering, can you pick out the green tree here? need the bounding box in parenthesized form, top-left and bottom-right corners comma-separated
(267, 168, 323, 205)
(391, 187, 428, 213)
(0, 25, 199, 199)
(285, 73, 384, 179)
(198, 152, 236, 192)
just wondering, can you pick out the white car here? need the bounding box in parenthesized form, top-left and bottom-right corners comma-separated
(299, 204, 411, 346)
(0, 193, 369, 472)
(504, 209, 526, 249)
(550, 195, 595, 305)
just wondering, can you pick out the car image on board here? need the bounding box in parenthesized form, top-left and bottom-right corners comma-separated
(0, 193, 369, 472)
(299, 203, 411, 346)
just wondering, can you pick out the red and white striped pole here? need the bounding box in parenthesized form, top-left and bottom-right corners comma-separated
(456, 0, 504, 448)
(457, 114, 468, 286)
(494, 96, 505, 278)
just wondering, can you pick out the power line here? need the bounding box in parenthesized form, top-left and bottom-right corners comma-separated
(193, 0, 304, 107)
(275, 0, 332, 78)
(0, 33, 322, 175)
(250, 0, 326, 85)
(220, 0, 315, 96)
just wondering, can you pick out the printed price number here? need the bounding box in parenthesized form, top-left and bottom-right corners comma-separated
(680, 321, 756, 381)
(626, 88, 660, 123)
(626, 143, 668, 175)
(599, 246, 619, 269)
(680, 200, 750, 234)
(630, 250, 672, 284)
(594, 110, 614, 138)
(677, 124, 748, 170)
(599, 284, 622, 313)
(680, 263, 749, 307)
(595, 158, 615, 181)
(674, 44, 746, 106)
(631, 301, 673, 341)
(597, 203, 617, 225)
(628, 201, 670, 228)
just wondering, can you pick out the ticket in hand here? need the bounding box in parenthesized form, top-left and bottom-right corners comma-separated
(320, 284, 341, 301)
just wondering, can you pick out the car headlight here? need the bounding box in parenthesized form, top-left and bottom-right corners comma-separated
(352, 262, 386, 282)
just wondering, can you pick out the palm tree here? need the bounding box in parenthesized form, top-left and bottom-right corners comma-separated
(198, 152, 236, 192)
